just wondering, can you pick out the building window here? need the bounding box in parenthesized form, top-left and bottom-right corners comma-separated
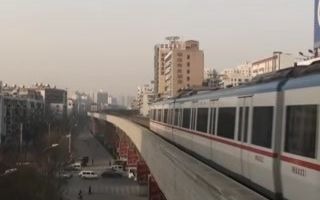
(187, 77, 190, 81)
(251, 107, 273, 148)
(209, 108, 216, 134)
(177, 53, 183, 57)
(187, 55, 190, 59)
(196, 108, 208, 133)
(177, 69, 182, 73)
(177, 58, 183, 62)
(182, 108, 191, 129)
(187, 70, 190, 74)
(217, 107, 236, 139)
(187, 62, 190, 67)
(178, 80, 183, 84)
(284, 105, 317, 158)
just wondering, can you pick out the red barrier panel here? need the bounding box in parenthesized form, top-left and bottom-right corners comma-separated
(148, 175, 166, 200)
(137, 160, 150, 185)
(127, 146, 140, 167)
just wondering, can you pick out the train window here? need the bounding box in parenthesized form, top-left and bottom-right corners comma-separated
(196, 108, 208, 133)
(157, 109, 162, 122)
(174, 109, 179, 126)
(217, 107, 236, 139)
(251, 107, 273, 148)
(191, 108, 197, 130)
(153, 109, 156, 120)
(243, 107, 249, 142)
(182, 108, 191, 129)
(284, 105, 317, 158)
(168, 109, 173, 124)
(209, 108, 216, 134)
(164, 109, 168, 123)
(237, 107, 243, 141)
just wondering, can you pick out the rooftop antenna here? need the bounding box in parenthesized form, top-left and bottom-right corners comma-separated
(165, 36, 180, 46)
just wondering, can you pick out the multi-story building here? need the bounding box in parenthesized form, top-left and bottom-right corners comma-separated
(203, 68, 220, 88)
(163, 40, 204, 97)
(70, 91, 93, 115)
(219, 63, 252, 88)
(97, 91, 108, 111)
(154, 36, 186, 98)
(251, 52, 296, 77)
(135, 84, 154, 116)
(0, 85, 44, 145)
(29, 84, 67, 120)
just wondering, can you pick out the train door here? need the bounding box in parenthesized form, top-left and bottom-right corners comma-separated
(237, 96, 252, 179)
(209, 100, 218, 161)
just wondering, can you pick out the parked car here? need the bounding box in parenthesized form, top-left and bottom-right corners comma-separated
(78, 170, 98, 179)
(57, 171, 73, 179)
(2, 168, 17, 176)
(101, 169, 122, 178)
(111, 165, 124, 172)
(67, 162, 81, 171)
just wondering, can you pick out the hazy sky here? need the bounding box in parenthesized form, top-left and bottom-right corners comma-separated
(0, 0, 313, 96)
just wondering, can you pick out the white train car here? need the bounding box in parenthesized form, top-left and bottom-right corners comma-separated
(280, 73, 320, 200)
(150, 64, 320, 200)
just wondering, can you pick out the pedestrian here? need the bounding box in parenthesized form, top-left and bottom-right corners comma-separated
(78, 190, 83, 200)
(88, 185, 92, 195)
(92, 159, 94, 165)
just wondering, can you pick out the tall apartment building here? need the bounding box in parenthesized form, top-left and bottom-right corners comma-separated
(163, 40, 204, 97)
(154, 38, 184, 97)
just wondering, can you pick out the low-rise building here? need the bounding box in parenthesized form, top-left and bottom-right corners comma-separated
(135, 84, 154, 116)
(203, 68, 220, 88)
(219, 63, 252, 88)
(251, 52, 296, 77)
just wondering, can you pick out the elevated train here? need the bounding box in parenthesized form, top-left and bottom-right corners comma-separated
(149, 63, 320, 200)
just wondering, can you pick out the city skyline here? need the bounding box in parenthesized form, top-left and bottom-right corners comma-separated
(0, 0, 313, 95)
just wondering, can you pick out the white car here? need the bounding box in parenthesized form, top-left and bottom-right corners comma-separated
(78, 170, 98, 179)
(70, 162, 81, 171)
(111, 165, 123, 172)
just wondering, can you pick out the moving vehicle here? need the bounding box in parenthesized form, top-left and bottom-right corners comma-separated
(78, 170, 98, 179)
(149, 63, 320, 200)
(101, 169, 122, 178)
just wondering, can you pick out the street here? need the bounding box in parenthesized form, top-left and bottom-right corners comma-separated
(63, 126, 147, 200)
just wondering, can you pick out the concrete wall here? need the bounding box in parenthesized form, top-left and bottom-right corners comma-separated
(89, 113, 266, 200)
